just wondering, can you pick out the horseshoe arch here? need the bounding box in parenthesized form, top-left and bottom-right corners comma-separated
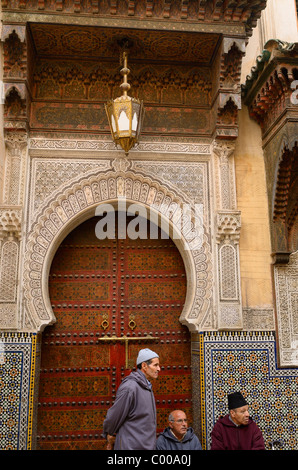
(23, 170, 212, 332)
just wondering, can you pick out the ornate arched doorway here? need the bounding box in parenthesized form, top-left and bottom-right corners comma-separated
(36, 213, 192, 450)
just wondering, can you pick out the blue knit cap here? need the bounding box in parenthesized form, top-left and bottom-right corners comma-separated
(136, 348, 159, 365)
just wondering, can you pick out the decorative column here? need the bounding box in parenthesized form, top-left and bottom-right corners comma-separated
(0, 24, 29, 329)
(0, 132, 26, 329)
(210, 35, 245, 331)
(213, 141, 243, 330)
(3, 131, 27, 205)
(0, 208, 22, 329)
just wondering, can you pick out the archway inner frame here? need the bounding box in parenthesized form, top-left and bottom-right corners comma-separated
(23, 171, 212, 333)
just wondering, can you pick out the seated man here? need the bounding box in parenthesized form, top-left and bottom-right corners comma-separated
(211, 391, 265, 450)
(156, 410, 202, 450)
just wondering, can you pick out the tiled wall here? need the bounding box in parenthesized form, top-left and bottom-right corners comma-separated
(199, 331, 298, 450)
(1, 330, 297, 450)
(0, 332, 36, 450)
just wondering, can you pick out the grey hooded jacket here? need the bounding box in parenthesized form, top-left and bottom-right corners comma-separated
(156, 426, 202, 450)
(102, 368, 157, 450)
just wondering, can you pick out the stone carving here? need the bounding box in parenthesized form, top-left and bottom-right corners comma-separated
(29, 159, 110, 220)
(0, 240, 19, 302)
(112, 157, 131, 173)
(216, 211, 241, 244)
(216, 233, 242, 329)
(4, 132, 28, 205)
(0, 209, 22, 329)
(29, 138, 210, 154)
(23, 171, 212, 332)
(219, 244, 238, 301)
(132, 160, 208, 203)
(0, 304, 17, 329)
(212, 140, 242, 329)
(216, 212, 241, 304)
(0, 131, 27, 330)
(242, 308, 275, 331)
(0, 208, 22, 240)
(212, 140, 236, 210)
(274, 250, 298, 366)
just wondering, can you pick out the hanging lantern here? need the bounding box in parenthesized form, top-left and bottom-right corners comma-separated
(105, 49, 144, 156)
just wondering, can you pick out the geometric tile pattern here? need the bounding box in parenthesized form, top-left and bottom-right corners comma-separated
(199, 331, 298, 450)
(0, 332, 36, 450)
(1, 329, 298, 450)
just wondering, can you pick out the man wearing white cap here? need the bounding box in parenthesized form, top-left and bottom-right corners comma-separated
(102, 348, 160, 450)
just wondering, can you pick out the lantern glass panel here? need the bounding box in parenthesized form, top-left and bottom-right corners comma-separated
(111, 114, 117, 133)
(132, 112, 138, 132)
(118, 110, 130, 132)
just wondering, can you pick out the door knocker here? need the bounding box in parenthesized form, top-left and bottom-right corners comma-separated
(128, 314, 136, 330)
(101, 313, 109, 330)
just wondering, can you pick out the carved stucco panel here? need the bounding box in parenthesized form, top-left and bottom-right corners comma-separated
(4, 132, 28, 206)
(0, 208, 22, 329)
(212, 140, 243, 330)
(28, 159, 111, 228)
(212, 140, 237, 211)
(0, 304, 18, 329)
(22, 169, 213, 333)
(132, 160, 211, 234)
(275, 251, 298, 366)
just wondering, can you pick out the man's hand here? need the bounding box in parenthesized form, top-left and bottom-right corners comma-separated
(107, 434, 116, 450)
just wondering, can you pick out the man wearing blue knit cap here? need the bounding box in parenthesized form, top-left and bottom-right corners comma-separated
(103, 348, 160, 450)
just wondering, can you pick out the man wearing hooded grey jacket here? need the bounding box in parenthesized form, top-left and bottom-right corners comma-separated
(156, 410, 202, 450)
(102, 348, 160, 450)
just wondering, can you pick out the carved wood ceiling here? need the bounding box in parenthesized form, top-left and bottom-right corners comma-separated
(28, 23, 221, 65)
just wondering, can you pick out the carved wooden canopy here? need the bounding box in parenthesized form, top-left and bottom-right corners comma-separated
(1, 0, 267, 140)
(1, 0, 266, 37)
(242, 40, 298, 260)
